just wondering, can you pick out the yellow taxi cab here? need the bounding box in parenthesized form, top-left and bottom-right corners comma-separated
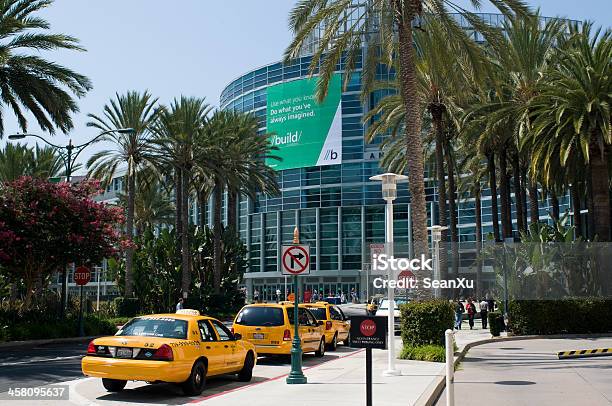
(81, 309, 257, 396)
(301, 302, 350, 350)
(232, 302, 326, 358)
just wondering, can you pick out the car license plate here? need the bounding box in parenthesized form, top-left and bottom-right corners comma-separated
(116, 347, 132, 358)
(253, 333, 264, 340)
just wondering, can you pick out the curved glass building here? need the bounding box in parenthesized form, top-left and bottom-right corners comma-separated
(219, 13, 573, 302)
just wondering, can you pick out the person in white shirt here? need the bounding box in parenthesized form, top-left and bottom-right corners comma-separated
(479, 298, 489, 329)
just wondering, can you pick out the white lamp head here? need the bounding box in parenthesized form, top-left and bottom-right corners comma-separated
(369, 173, 408, 201)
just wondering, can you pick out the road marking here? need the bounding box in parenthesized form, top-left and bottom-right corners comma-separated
(1, 355, 82, 367)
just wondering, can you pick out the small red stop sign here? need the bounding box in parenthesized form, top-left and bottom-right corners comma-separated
(360, 319, 377, 337)
(74, 266, 91, 286)
(398, 270, 415, 280)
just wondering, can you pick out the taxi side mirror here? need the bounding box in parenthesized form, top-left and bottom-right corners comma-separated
(234, 333, 242, 340)
(317, 320, 324, 326)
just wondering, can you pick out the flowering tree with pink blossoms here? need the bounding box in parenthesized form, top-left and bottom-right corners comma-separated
(0, 177, 125, 305)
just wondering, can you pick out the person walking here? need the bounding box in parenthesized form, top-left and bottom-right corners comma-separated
(479, 297, 489, 329)
(175, 297, 184, 312)
(466, 298, 476, 330)
(454, 299, 465, 330)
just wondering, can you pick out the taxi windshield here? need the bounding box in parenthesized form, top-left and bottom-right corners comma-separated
(235, 307, 285, 326)
(117, 317, 188, 339)
(305, 307, 327, 320)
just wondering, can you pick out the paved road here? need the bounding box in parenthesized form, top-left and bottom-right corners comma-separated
(0, 340, 90, 394)
(436, 337, 612, 406)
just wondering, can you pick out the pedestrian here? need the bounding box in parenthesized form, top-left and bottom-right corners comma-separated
(454, 298, 464, 330)
(486, 293, 495, 313)
(340, 291, 346, 304)
(466, 298, 476, 330)
(350, 288, 357, 304)
(312, 290, 319, 302)
(254, 290, 260, 303)
(175, 297, 184, 312)
(479, 297, 489, 329)
(276, 289, 281, 303)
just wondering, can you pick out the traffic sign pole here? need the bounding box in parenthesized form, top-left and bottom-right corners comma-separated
(74, 266, 91, 337)
(286, 227, 307, 385)
(78, 285, 84, 337)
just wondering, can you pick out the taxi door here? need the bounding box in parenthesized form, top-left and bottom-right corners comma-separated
(302, 308, 321, 351)
(197, 320, 227, 376)
(210, 319, 243, 372)
(330, 306, 349, 341)
(289, 307, 314, 350)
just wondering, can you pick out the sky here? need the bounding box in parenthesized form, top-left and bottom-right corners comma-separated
(1, 0, 610, 174)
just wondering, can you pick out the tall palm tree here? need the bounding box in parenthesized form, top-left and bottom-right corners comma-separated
(285, 0, 529, 253)
(198, 110, 280, 293)
(152, 96, 211, 297)
(529, 23, 612, 241)
(87, 91, 161, 297)
(118, 176, 174, 235)
(0, 0, 91, 137)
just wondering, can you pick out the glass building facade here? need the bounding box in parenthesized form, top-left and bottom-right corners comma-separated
(219, 13, 572, 302)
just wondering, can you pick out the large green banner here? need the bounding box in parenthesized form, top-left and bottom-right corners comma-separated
(266, 74, 342, 170)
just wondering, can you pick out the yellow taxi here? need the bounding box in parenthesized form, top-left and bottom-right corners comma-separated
(232, 302, 326, 358)
(81, 310, 257, 396)
(302, 302, 350, 350)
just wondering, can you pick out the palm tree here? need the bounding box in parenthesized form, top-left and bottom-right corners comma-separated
(152, 96, 211, 297)
(285, 0, 529, 253)
(87, 91, 161, 297)
(198, 110, 280, 293)
(119, 176, 174, 235)
(529, 23, 612, 241)
(0, 0, 92, 137)
(0, 142, 62, 181)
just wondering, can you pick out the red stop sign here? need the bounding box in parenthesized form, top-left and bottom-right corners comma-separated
(398, 270, 415, 280)
(74, 266, 91, 286)
(360, 319, 377, 337)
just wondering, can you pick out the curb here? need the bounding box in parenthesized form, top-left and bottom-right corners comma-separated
(0, 336, 98, 350)
(414, 332, 612, 406)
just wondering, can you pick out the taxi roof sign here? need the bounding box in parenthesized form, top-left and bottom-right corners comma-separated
(176, 309, 200, 316)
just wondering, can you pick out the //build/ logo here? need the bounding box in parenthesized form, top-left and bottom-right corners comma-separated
(323, 148, 338, 161)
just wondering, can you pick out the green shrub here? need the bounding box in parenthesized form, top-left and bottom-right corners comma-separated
(508, 298, 612, 335)
(114, 297, 140, 317)
(106, 317, 131, 326)
(488, 312, 505, 336)
(400, 344, 447, 362)
(400, 300, 454, 347)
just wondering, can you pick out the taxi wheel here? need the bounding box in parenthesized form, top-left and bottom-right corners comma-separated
(181, 360, 207, 396)
(238, 352, 255, 382)
(102, 378, 126, 392)
(328, 333, 338, 351)
(315, 338, 326, 357)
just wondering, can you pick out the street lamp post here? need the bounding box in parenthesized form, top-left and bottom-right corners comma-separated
(429, 225, 448, 299)
(286, 227, 307, 384)
(369, 173, 408, 377)
(8, 128, 135, 317)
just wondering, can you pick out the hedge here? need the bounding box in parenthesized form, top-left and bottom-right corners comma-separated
(114, 297, 141, 317)
(400, 300, 454, 347)
(508, 298, 612, 335)
(0, 315, 117, 342)
(488, 312, 504, 337)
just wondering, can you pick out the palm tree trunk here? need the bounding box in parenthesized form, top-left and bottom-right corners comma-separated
(512, 152, 525, 236)
(444, 137, 458, 276)
(227, 190, 238, 234)
(571, 184, 583, 239)
(551, 193, 560, 221)
(529, 178, 539, 226)
(431, 105, 448, 280)
(589, 142, 611, 241)
(475, 184, 483, 297)
(397, 9, 427, 257)
(213, 178, 223, 293)
(498, 148, 513, 239)
(487, 153, 501, 242)
(520, 166, 529, 229)
(125, 170, 136, 297)
(198, 188, 207, 228)
(180, 168, 191, 296)
(175, 169, 183, 254)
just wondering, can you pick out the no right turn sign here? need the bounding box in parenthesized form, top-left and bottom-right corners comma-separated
(281, 245, 310, 275)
